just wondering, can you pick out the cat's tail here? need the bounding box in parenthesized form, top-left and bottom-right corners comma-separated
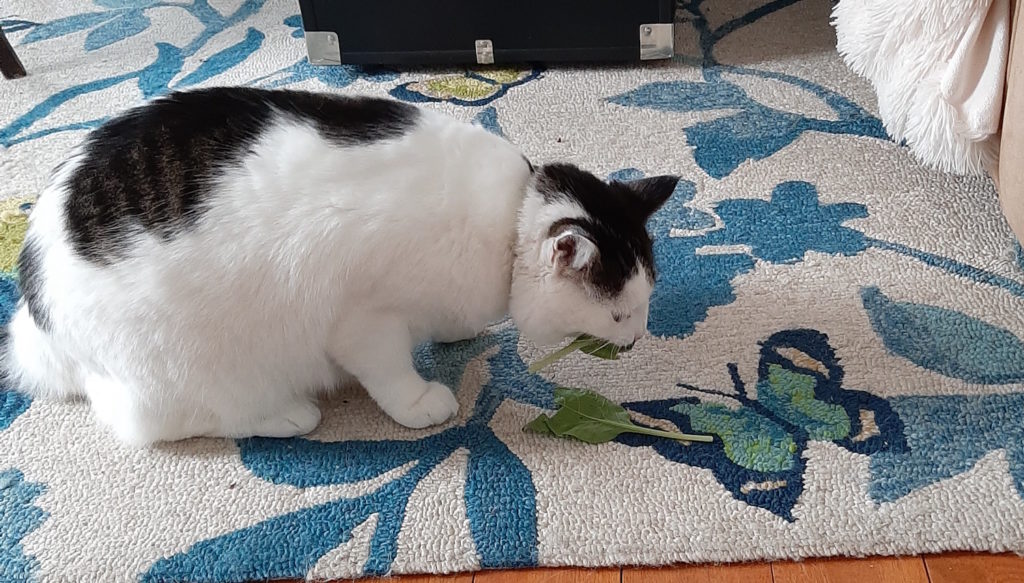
(1, 306, 83, 400)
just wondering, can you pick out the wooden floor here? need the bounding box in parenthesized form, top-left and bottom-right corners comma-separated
(292, 553, 1024, 583)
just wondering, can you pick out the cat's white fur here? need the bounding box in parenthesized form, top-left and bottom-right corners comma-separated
(7, 106, 653, 446)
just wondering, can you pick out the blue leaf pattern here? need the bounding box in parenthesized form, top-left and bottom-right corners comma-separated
(175, 27, 264, 88)
(83, 9, 150, 51)
(283, 14, 304, 38)
(21, 12, 116, 44)
(250, 58, 398, 90)
(472, 106, 504, 137)
(688, 107, 807, 178)
(0, 20, 37, 34)
(0, 276, 29, 433)
(239, 435, 431, 488)
(646, 181, 866, 338)
(144, 494, 390, 582)
(138, 43, 185, 99)
(0, 470, 47, 583)
(607, 80, 751, 112)
(0, 393, 30, 433)
(0, 276, 20, 328)
(465, 431, 537, 568)
(93, 0, 157, 8)
(706, 181, 868, 263)
(607, 74, 885, 179)
(870, 393, 1024, 502)
(862, 287, 1024, 384)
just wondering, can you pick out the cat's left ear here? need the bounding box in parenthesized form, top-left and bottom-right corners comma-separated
(626, 175, 679, 218)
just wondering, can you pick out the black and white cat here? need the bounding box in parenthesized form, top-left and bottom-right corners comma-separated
(3, 87, 677, 446)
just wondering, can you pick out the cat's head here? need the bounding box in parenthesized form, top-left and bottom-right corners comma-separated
(510, 163, 678, 348)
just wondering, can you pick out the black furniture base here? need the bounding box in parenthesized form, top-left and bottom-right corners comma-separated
(296, 0, 676, 66)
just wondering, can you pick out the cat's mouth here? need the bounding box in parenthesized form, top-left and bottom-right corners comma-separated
(575, 334, 635, 352)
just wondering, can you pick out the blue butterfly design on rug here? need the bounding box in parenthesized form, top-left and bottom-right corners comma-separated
(618, 328, 908, 520)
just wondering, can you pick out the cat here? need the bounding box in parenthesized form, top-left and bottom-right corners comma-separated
(2, 87, 678, 446)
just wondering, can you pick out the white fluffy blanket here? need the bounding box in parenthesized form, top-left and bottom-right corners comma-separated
(833, 0, 1011, 175)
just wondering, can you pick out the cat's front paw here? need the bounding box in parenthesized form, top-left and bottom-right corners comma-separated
(256, 399, 321, 438)
(391, 381, 459, 429)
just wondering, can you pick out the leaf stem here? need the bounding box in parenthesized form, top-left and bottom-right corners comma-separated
(528, 337, 597, 373)
(677, 382, 739, 399)
(565, 407, 714, 443)
(626, 424, 714, 443)
(598, 418, 712, 440)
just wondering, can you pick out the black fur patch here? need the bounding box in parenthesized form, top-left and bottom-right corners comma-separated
(63, 87, 420, 264)
(18, 236, 51, 332)
(536, 163, 677, 297)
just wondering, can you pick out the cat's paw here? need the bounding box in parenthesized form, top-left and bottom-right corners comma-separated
(253, 399, 322, 438)
(391, 381, 459, 429)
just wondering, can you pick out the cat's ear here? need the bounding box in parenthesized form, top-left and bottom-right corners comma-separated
(544, 229, 598, 271)
(626, 175, 679, 218)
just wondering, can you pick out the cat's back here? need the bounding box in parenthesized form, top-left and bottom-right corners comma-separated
(31, 87, 529, 317)
(54, 87, 424, 264)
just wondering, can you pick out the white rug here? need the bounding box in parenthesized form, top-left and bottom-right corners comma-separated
(2, 1, 1024, 581)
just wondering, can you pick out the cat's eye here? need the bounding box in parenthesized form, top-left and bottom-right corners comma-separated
(612, 312, 629, 322)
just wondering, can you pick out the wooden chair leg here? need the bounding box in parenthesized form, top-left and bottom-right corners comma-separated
(0, 27, 27, 79)
(999, 1, 1023, 243)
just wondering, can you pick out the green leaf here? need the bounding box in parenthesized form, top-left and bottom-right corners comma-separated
(522, 413, 556, 436)
(527, 334, 634, 373)
(554, 387, 631, 421)
(524, 388, 713, 444)
(546, 388, 631, 442)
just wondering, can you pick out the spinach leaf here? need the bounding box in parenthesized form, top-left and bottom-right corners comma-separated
(524, 388, 713, 444)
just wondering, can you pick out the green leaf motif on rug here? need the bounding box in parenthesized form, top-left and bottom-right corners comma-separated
(0, 198, 33, 275)
(390, 68, 541, 106)
(473, 69, 532, 85)
(758, 364, 850, 441)
(671, 401, 796, 473)
(414, 75, 500, 102)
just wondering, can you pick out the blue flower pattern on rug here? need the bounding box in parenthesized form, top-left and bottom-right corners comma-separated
(0, 469, 47, 582)
(0, 274, 45, 581)
(647, 179, 872, 338)
(3, 0, 1024, 579)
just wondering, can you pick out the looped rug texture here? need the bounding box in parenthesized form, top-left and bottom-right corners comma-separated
(2, 1, 1024, 581)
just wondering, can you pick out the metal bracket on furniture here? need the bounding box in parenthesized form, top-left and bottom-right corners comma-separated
(639, 23, 674, 60)
(305, 31, 341, 65)
(475, 39, 495, 65)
